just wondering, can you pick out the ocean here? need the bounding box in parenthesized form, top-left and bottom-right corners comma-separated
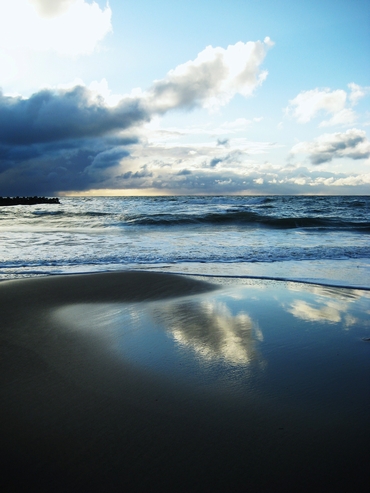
(1, 195, 369, 288)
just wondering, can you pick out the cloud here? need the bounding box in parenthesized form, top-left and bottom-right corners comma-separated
(319, 108, 356, 127)
(0, 86, 148, 146)
(286, 84, 369, 127)
(286, 88, 347, 123)
(209, 157, 224, 168)
(9, 38, 363, 196)
(314, 173, 370, 187)
(2, 79, 369, 196)
(141, 116, 262, 144)
(0, 85, 146, 195)
(348, 82, 369, 105)
(103, 141, 289, 195)
(0, 36, 277, 195)
(144, 38, 273, 112)
(0, 135, 139, 196)
(118, 165, 153, 181)
(216, 138, 229, 147)
(86, 147, 131, 171)
(290, 128, 370, 164)
(106, 133, 370, 195)
(0, 0, 112, 56)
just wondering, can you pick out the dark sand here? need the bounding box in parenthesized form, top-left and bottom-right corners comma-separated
(1, 271, 369, 492)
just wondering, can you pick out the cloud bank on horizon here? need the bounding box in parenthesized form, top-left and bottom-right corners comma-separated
(0, 0, 369, 196)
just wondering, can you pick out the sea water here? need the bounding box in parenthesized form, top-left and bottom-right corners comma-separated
(1, 195, 369, 288)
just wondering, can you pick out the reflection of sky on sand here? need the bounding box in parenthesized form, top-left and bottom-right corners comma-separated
(54, 295, 264, 370)
(283, 283, 370, 328)
(151, 299, 263, 365)
(286, 282, 370, 301)
(287, 299, 358, 326)
(52, 280, 370, 401)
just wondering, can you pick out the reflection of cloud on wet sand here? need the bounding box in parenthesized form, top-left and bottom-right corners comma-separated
(287, 299, 358, 327)
(284, 283, 370, 327)
(152, 299, 263, 365)
(286, 282, 370, 302)
(288, 300, 341, 323)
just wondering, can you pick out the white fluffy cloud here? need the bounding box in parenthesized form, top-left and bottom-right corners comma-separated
(0, 0, 112, 56)
(286, 84, 368, 127)
(348, 82, 369, 105)
(291, 128, 370, 164)
(319, 173, 370, 187)
(286, 88, 347, 123)
(319, 108, 356, 127)
(144, 38, 274, 112)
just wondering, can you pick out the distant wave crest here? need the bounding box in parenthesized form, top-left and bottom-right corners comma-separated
(124, 210, 370, 231)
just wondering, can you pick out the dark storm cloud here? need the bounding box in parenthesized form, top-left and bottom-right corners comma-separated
(0, 86, 148, 195)
(0, 135, 139, 196)
(0, 80, 246, 196)
(0, 148, 92, 196)
(0, 87, 147, 146)
(87, 148, 131, 170)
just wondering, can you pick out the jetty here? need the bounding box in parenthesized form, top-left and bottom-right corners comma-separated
(0, 196, 60, 206)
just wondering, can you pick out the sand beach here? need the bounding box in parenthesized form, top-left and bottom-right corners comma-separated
(1, 271, 369, 492)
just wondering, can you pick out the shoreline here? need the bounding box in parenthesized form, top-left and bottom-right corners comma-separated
(0, 270, 218, 304)
(166, 270, 370, 291)
(2, 264, 370, 292)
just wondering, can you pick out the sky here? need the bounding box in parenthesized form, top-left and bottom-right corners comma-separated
(0, 0, 369, 196)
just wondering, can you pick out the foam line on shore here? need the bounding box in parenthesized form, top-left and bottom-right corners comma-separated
(160, 270, 370, 291)
(3, 267, 368, 292)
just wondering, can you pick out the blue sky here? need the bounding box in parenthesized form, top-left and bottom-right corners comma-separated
(0, 0, 369, 195)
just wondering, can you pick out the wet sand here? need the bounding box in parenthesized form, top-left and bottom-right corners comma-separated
(1, 271, 369, 492)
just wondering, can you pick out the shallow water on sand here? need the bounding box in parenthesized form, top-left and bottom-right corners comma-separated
(2, 276, 368, 491)
(53, 279, 370, 411)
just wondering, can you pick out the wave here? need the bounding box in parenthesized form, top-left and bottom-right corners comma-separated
(20, 197, 369, 233)
(348, 199, 368, 208)
(2, 243, 369, 271)
(124, 210, 370, 231)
